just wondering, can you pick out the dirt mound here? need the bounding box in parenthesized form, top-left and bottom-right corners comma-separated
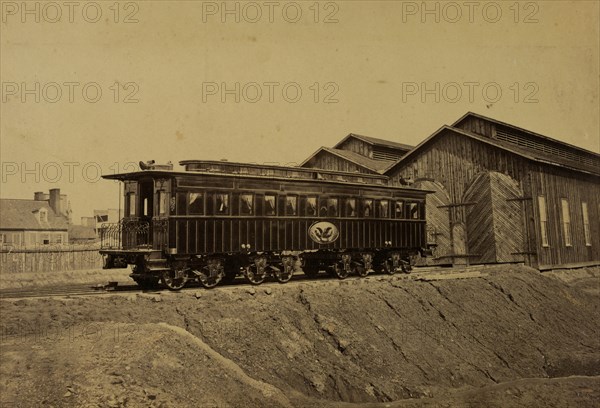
(1, 265, 598, 407)
(1, 321, 291, 408)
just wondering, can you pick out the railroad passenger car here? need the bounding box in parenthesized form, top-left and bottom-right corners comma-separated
(100, 160, 431, 290)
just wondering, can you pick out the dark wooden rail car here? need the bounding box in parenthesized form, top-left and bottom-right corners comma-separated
(100, 160, 430, 290)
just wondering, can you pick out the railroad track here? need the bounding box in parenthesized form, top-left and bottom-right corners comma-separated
(0, 266, 487, 300)
(0, 284, 139, 299)
(0, 273, 347, 299)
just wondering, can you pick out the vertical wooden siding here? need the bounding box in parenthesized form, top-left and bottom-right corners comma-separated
(304, 151, 374, 174)
(529, 165, 600, 267)
(337, 138, 373, 158)
(454, 116, 495, 138)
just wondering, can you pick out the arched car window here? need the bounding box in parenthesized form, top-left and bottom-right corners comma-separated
(189, 192, 204, 215)
(346, 198, 356, 217)
(306, 196, 317, 216)
(379, 200, 389, 218)
(215, 193, 229, 214)
(265, 195, 276, 216)
(240, 194, 253, 215)
(395, 200, 404, 219)
(363, 199, 373, 217)
(286, 196, 297, 216)
(327, 198, 338, 217)
(409, 202, 419, 219)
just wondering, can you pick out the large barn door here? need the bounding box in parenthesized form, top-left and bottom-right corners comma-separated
(464, 172, 496, 263)
(463, 171, 525, 264)
(489, 172, 525, 263)
(413, 179, 451, 265)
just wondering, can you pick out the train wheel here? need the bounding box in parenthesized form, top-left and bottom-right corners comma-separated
(355, 265, 369, 277)
(197, 273, 222, 289)
(359, 253, 374, 277)
(382, 260, 398, 275)
(274, 269, 292, 283)
(331, 262, 350, 279)
(244, 255, 267, 285)
(162, 268, 188, 291)
(196, 258, 225, 289)
(274, 267, 293, 283)
(275, 256, 295, 283)
(244, 265, 266, 285)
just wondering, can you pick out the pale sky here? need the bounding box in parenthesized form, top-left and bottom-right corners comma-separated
(1, 0, 599, 223)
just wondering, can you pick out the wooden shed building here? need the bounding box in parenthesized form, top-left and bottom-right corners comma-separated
(384, 112, 600, 269)
(300, 133, 413, 175)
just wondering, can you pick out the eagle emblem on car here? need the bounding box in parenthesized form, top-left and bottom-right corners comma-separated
(309, 221, 339, 244)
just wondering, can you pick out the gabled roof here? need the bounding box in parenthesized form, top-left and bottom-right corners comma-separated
(0, 199, 69, 231)
(453, 111, 600, 158)
(384, 125, 600, 176)
(300, 147, 395, 174)
(333, 133, 414, 152)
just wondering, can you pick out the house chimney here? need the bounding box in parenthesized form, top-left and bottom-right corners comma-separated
(49, 188, 61, 215)
(34, 192, 45, 201)
(59, 194, 72, 223)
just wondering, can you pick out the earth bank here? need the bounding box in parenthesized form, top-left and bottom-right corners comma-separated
(1, 265, 598, 407)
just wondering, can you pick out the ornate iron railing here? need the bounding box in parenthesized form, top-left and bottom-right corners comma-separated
(100, 219, 151, 250)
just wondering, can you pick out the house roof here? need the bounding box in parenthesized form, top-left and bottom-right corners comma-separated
(453, 111, 600, 158)
(300, 147, 395, 174)
(333, 133, 414, 152)
(384, 125, 600, 176)
(0, 199, 69, 231)
(68, 225, 98, 240)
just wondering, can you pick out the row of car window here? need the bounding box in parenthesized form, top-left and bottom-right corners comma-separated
(174, 191, 422, 219)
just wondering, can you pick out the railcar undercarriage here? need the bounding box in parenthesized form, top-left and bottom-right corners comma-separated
(101, 248, 420, 291)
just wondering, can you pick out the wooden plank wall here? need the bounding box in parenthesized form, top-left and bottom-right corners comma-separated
(528, 165, 600, 267)
(454, 116, 495, 138)
(337, 138, 373, 158)
(0, 245, 103, 273)
(304, 151, 374, 174)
